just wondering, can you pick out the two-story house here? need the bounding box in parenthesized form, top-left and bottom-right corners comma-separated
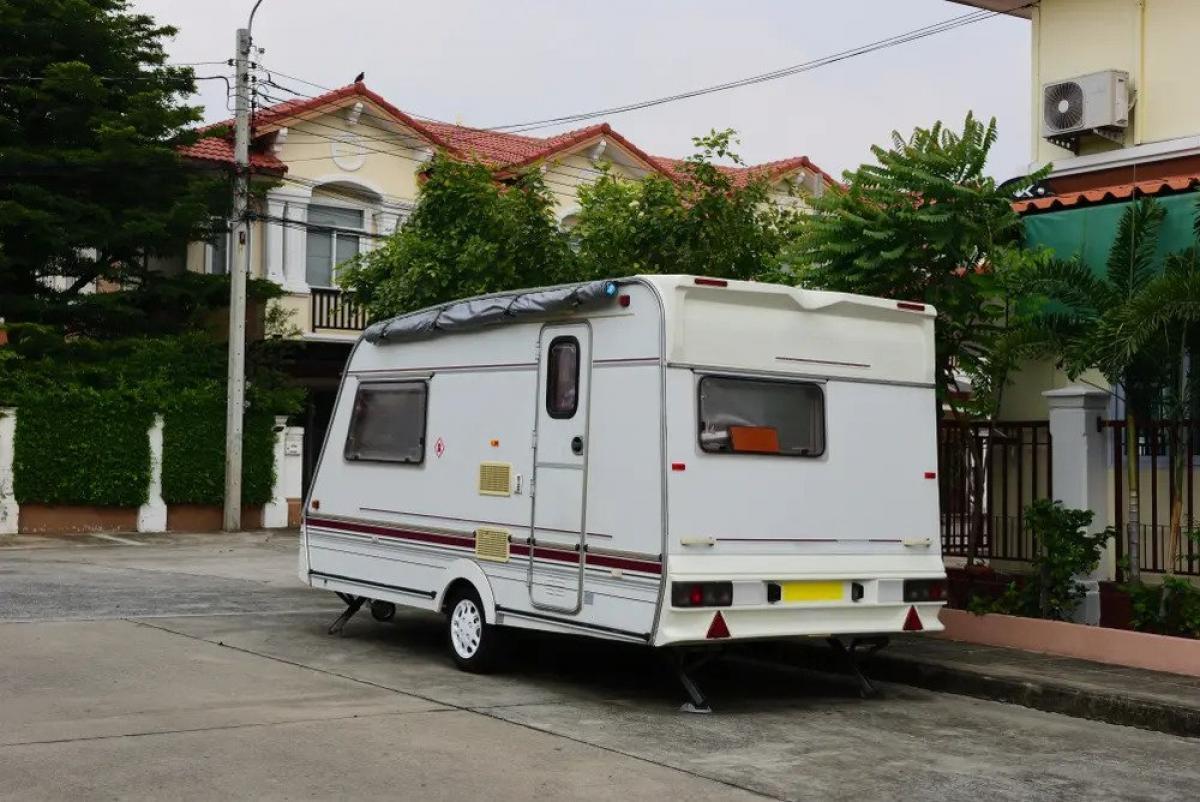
(955, 0, 1200, 420)
(178, 81, 836, 489)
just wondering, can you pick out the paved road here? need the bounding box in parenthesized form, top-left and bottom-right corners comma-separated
(2, 531, 1197, 801)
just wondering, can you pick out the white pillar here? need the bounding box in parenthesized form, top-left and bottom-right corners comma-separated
(282, 202, 308, 293)
(263, 416, 291, 528)
(284, 425, 304, 504)
(1044, 386, 1112, 625)
(0, 407, 18, 535)
(138, 414, 167, 533)
(265, 195, 287, 286)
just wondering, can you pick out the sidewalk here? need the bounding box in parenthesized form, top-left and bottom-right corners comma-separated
(784, 635, 1200, 737)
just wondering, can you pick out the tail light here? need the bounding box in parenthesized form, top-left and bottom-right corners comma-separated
(903, 579, 946, 603)
(671, 581, 732, 608)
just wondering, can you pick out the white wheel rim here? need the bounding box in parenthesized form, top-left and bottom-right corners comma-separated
(450, 598, 482, 659)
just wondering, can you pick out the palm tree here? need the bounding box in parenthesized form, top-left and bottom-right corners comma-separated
(1099, 205, 1200, 574)
(1008, 198, 1169, 582)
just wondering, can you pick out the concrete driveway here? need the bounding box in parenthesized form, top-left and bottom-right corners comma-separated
(2, 531, 1197, 801)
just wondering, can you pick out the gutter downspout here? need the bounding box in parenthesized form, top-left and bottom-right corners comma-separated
(1133, 0, 1146, 146)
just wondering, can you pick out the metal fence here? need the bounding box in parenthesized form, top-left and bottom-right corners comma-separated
(939, 420, 1053, 563)
(1103, 419, 1200, 576)
(311, 287, 369, 331)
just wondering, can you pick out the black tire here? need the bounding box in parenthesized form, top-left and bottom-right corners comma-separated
(445, 586, 503, 673)
(370, 599, 396, 622)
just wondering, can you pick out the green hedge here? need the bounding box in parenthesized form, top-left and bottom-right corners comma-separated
(13, 392, 152, 507)
(5, 332, 301, 508)
(163, 396, 277, 506)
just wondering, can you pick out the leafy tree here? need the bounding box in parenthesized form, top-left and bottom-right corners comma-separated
(572, 129, 799, 280)
(779, 114, 1045, 416)
(340, 154, 573, 317)
(1006, 198, 1174, 582)
(0, 0, 223, 319)
(342, 130, 801, 319)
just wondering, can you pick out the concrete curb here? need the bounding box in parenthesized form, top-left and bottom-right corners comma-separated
(866, 651, 1200, 738)
(780, 642, 1200, 738)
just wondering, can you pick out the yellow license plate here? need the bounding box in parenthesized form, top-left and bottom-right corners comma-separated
(780, 581, 845, 602)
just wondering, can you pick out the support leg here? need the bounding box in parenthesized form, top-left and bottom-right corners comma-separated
(328, 594, 365, 635)
(669, 650, 714, 714)
(827, 637, 886, 698)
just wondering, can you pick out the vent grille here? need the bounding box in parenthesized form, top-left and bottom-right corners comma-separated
(478, 462, 512, 496)
(1044, 80, 1085, 132)
(475, 527, 510, 562)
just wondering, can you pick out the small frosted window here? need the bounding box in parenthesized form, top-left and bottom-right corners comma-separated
(344, 381, 427, 464)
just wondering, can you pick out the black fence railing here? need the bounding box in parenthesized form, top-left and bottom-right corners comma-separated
(311, 287, 368, 331)
(938, 420, 1053, 563)
(1103, 419, 1200, 576)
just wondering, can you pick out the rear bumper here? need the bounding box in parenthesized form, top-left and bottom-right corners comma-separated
(653, 601, 945, 646)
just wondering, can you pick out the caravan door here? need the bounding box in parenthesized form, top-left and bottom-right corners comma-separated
(528, 323, 592, 612)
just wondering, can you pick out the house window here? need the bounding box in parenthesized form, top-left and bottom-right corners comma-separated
(306, 204, 364, 288)
(546, 337, 580, 419)
(697, 376, 825, 457)
(209, 228, 229, 275)
(343, 381, 428, 464)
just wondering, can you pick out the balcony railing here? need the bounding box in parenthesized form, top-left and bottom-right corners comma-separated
(311, 287, 369, 332)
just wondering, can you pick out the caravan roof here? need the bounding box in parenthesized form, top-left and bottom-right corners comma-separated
(356, 275, 936, 388)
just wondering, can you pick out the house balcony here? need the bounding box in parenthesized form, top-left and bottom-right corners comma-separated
(277, 287, 369, 341)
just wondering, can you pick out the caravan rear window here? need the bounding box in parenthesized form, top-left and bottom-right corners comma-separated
(344, 381, 428, 464)
(697, 376, 825, 457)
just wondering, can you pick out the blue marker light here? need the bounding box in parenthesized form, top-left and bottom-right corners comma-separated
(603, 281, 618, 297)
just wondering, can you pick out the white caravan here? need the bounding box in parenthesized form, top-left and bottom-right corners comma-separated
(300, 275, 946, 706)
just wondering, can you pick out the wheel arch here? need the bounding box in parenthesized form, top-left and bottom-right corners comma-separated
(437, 559, 497, 623)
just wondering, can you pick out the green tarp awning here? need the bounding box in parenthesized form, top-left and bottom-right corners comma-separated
(1022, 191, 1198, 273)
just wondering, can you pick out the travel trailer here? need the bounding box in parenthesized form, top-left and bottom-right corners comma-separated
(300, 275, 947, 708)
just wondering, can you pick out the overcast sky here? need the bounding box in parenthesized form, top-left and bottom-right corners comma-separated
(133, 0, 1032, 178)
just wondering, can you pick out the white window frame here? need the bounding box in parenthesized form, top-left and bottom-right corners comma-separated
(208, 223, 230, 276)
(306, 201, 367, 290)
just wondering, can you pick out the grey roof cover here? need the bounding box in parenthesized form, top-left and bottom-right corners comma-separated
(362, 279, 621, 345)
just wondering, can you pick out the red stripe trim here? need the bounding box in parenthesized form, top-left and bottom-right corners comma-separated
(306, 517, 475, 550)
(307, 516, 662, 575)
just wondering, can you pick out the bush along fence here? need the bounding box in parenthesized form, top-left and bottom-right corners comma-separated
(0, 404, 303, 535)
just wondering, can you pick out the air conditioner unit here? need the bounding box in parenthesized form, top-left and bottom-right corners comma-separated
(1042, 69, 1130, 150)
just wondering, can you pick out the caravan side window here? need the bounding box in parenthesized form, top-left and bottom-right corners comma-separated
(546, 336, 580, 419)
(697, 376, 825, 457)
(344, 381, 428, 464)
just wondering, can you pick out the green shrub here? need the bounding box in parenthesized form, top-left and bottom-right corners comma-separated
(1129, 578, 1200, 639)
(13, 391, 152, 507)
(983, 500, 1109, 621)
(4, 331, 301, 508)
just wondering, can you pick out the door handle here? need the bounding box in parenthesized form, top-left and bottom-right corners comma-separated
(571, 436, 584, 455)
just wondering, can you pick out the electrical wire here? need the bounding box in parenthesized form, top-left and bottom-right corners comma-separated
(491, 8, 1017, 133)
(256, 4, 1022, 139)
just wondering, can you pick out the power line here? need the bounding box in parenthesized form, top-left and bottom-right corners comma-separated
(258, 5, 1017, 139)
(492, 7, 1022, 133)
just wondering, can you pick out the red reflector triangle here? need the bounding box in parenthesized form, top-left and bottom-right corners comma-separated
(706, 611, 731, 639)
(903, 605, 924, 632)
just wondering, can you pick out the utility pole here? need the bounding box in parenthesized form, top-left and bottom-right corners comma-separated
(223, 26, 252, 531)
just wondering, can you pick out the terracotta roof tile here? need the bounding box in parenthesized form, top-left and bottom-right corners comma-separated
(177, 136, 286, 172)
(1014, 174, 1200, 214)
(179, 81, 833, 188)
